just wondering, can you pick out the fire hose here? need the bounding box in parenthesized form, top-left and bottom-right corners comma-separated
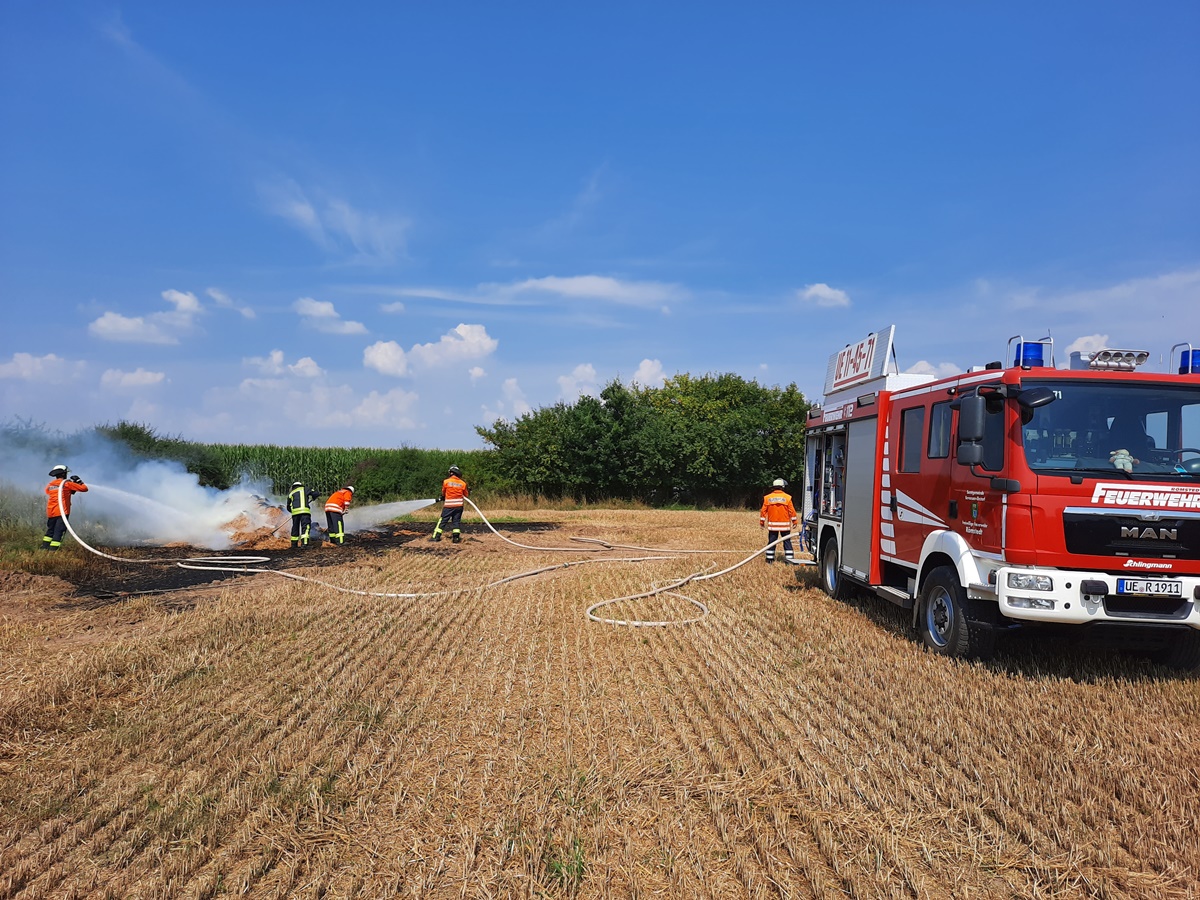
(56, 482, 811, 626)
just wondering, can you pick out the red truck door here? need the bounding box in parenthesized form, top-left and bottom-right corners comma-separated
(948, 387, 1007, 557)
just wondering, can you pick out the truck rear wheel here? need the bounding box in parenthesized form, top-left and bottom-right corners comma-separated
(820, 538, 848, 600)
(918, 566, 994, 660)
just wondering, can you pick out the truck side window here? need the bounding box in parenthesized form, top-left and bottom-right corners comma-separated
(928, 401, 952, 459)
(900, 406, 925, 473)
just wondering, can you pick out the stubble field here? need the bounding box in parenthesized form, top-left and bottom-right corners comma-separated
(1, 508, 1197, 899)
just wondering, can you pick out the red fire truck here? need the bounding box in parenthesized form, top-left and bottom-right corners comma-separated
(801, 325, 1200, 668)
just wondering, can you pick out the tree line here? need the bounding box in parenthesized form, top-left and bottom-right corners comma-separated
(476, 373, 810, 507)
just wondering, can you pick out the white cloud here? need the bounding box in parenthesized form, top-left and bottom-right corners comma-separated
(245, 349, 286, 375)
(798, 283, 852, 308)
(0, 352, 84, 382)
(353, 285, 525, 307)
(259, 178, 410, 264)
(364, 340, 409, 377)
(289, 357, 323, 378)
(261, 180, 324, 246)
(481, 378, 531, 424)
(468, 366, 486, 383)
(162, 289, 201, 315)
(245, 350, 324, 377)
(125, 397, 159, 420)
(504, 379, 531, 417)
(294, 297, 337, 319)
(408, 324, 498, 368)
(293, 297, 367, 335)
(100, 367, 166, 388)
(338, 388, 420, 427)
(511, 275, 685, 309)
(558, 363, 598, 402)
(904, 360, 960, 379)
(632, 358, 667, 387)
(227, 379, 420, 431)
(88, 288, 205, 344)
(88, 311, 176, 344)
(207, 287, 255, 319)
(1063, 334, 1111, 358)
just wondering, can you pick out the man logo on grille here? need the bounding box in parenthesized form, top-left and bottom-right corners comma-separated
(1120, 526, 1178, 540)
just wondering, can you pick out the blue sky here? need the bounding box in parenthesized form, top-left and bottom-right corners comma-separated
(2, 2, 1198, 451)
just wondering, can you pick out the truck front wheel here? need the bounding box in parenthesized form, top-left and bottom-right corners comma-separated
(918, 566, 995, 659)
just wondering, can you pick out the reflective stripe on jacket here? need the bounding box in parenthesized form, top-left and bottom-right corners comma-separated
(441, 476, 468, 507)
(45, 478, 88, 518)
(325, 489, 353, 514)
(760, 490, 797, 529)
(288, 487, 311, 515)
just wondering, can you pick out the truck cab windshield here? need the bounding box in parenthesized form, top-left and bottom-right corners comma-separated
(1020, 381, 1200, 478)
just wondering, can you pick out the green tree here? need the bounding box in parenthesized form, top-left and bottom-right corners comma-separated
(477, 373, 810, 506)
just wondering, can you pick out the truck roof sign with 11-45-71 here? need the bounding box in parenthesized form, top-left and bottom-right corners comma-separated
(825, 325, 896, 395)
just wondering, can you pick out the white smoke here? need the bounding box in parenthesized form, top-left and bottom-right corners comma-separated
(1, 424, 438, 550)
(0, 425, 276, 550)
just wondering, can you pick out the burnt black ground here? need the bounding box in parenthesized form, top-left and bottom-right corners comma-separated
(63, 521, 560, 607)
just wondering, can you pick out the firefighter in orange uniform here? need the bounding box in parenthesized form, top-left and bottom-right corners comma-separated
(324, 485, 354, 546)
(431, 466, 468, 543)
(760, 477, 798, 564)
(44, 464, 88, 550)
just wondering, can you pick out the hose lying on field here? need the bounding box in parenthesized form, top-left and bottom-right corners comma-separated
(57, 482, 812, 626)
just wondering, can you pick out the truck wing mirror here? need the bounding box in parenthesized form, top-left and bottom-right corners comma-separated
(957, 441, 984, 466)
(1016, 386, 1056, 411)
(957, 394, 986, 443)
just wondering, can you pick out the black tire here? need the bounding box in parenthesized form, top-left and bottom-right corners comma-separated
(1150, 629, 1200, 672)
(918, 566, 995, 660)
(820, 537, 848, 600)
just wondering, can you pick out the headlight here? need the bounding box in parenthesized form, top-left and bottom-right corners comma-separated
(1007, 572, 1053, 591)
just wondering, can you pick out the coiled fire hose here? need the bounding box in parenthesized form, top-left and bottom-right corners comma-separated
(56, 483, 811, 625)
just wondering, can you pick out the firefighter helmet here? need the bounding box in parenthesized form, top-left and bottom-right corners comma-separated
(49, 464, 68, 477)
(291, 481, 303, 488)
(347, 486, 355, 493)
(772, 478, 787, 488)
(448, 466, 461, 477)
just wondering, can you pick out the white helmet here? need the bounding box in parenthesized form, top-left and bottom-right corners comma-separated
(291, 481, 303, 488)
(347, 486, 355, 493)
(49, 464, 68, 477)
(772, 478, 787, 488)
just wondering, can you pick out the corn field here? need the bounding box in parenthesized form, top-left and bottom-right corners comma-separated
(204, 443, 494, 499)
(1, 508, 1197, 898)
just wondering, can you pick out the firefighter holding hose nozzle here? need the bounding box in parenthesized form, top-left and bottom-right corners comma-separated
(323, 485, 355, 546)
(431, 465, 468, 543)
(43, 464, 87, 551)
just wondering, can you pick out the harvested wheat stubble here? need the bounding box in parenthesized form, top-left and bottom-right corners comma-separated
(1, 508, 1198, 899)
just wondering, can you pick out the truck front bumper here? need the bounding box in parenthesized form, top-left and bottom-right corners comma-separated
(995, 566, 1200, 628)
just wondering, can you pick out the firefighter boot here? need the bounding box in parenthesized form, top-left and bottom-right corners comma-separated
(451, 531, 461, 543)
(431, 525, 442, 542)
